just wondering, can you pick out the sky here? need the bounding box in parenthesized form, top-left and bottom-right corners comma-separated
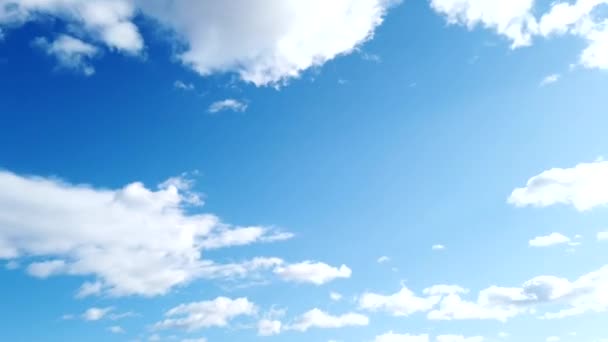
(1, 0, 608, 341)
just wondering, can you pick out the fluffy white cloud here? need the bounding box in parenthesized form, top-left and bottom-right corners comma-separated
(436, 336, 484, 342)
(154, 297, 256, 331)
(288, 308, 368, 332)
(430, 0, 608, 69)
(208, 99, 248, 113)
(374, 332, 429, 342)
(257, 319, 282, 336)
(598, 231, 608, 241)
(274, 261, 352, 285)
(0, 0, 142, 53)
(32, 35, 99, 75)
(432, 244, 446, 251)
(359, 286, 439, 316)
(137, 0, 398, 86)
(1, 0, 399, 85)
(0, 170, 316, 297)
(540, 73, 561, 86)
(509, 160, 608, 211)
(529, 233, 571, 247)
(429, 0, 537, 47)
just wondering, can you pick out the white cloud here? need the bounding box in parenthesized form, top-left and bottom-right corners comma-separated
(4, 260, 19, 270)
(208, 99, 248, 113)
(288, 308, 368, 332)
(257, 319, 282, 336)
(108, 326, 125, 334)
(436, 336, 484, 342)
(174, 80, 195, 91)
(374, 332, 429, 342)
(274, 261, 351, 285)
(498, 332, 509, 339)
(432, 244, 446, 251)
(359, 286, 439, 316)
(83, 307, 113, 321)
(0, 0, 142, 53)
(137, 0, 398, 86)
(546, 337, 560, 342)
(529, 233, 571, 247)
(154, 297, 256, 331)
(377, 256, 390, 263)
(540, 73, 561, 86)
(430, 0, 608, 70)
(330, 292, 343, 301)
(32, 35, 99, 75)
(598, 231, 608, 241)
(182, 339, 207, 342)
(509, 160, 608, 211)
(0, 170, 297, 297)
(200, 226, 293, 250)
(429, 0, 538, 48)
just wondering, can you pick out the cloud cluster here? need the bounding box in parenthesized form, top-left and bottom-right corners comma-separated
(0, 0, 398, 85)
(431, 0, 608, 69)
(0, 170, 347, 296)
(32, 34, 99, 75)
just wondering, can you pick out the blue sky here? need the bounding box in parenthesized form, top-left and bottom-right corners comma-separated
(1, 1, 608, 342)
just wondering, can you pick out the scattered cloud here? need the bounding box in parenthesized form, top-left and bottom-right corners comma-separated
(598, 232, 608, 241)
(0, 170, 295, 297)
(154, 297, 256, 331)
(4, 260, 19, 270)
(374, 332, 429, 342)
(359, 286, 439, 316)
(257, 319, 282, 336)
(529, 233, 571, 247)
(274, 261, 352, 285)
(540, 73, 561, 86)
(181, 338, 207, 342)
(546, 337, 560, 342)
(288, 308, 368, 332)
(200, 226, 293, 250)
(432, 244, 445, 251)
(377, 256, 391, 263)
(32, 35, 99, 76)
(208, 99, 248, 113)
(430, 0, 608, 70)
(330, 292, 343, 301)
(436, 336, 484, 342)
(108, 326, 125, 334)
(174, 80, 195, 91)
(509, 160, 608, 211)
(83, 307, 113, 321)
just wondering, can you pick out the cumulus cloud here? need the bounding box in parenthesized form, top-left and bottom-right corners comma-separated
(374, 332, 429, 342)
(154, 297, 256, 331)
(430, 0, 608, 70)
(509, 160, 608, 211)
(0, 170, 321, 297)
(274, 261, 352, 285)
(0, 0, 143, 53)
(32, 35, 99, 75)
(288, 308, 368, 332)
(257, 319, 282, 336)
(208, 99, 248, 113)
(359, 286, 439, 316)
(1, 0, 399, 85)
(529, 233, 571, 247)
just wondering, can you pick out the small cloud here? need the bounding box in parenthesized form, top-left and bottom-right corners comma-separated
(598, 231, 608, 241)
(432, 244, 445, 251)
(546, 337, 560, 342)
(529, 233, 571, 247)
(208, 99, 248, 113)
(330, 292, 343, 301)
(32, 35, 99, 76)
(540, 73, 560, 87)
(83, 307, 113, 321)
(337, 79, 348, 85)
(361, 52, 381, 63)
(5, 260, 19, 270)
(498, 332, 509, 339)
(108, 326, 125, 334)
(174, 80, 195, 91)
(377, 256, 390, 264)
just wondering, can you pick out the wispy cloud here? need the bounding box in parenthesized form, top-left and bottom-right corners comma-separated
(208, 99, 248, 113)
